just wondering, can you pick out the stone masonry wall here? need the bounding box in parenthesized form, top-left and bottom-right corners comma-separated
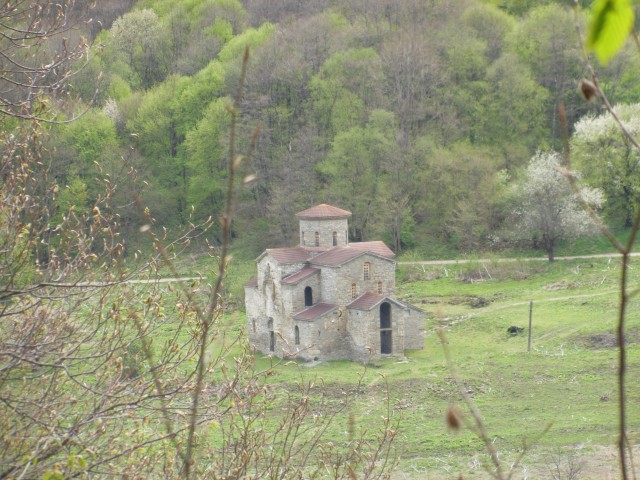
(299, 218, 349, 248)
(281, 273, 322, 315)
(333, 255, 396, 305)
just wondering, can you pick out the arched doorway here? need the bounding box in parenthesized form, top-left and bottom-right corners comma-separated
(304, 286, 313, 307)
(380, 302, 392, 354)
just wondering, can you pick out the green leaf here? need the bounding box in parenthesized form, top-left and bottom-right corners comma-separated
(43, 471, 65, 480)
(587, 0, 634, 65)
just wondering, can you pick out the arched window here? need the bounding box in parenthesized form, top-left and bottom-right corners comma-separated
(351, 283, 357, 298)
(304, 286, 313, 307)
(332, 231, 337, 246)
(314, 231, 320, 247)
(377, 281, 383, 294)
(363, 262, 371, 281)
(295, 326, 300, 345)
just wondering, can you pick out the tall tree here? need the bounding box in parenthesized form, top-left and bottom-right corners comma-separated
(477, 53, 550, 167)
(109, 9, 170, 89)
(316, 109, 396, 241)
(310, 48, 385, 146)
(507, 4, 586, 145)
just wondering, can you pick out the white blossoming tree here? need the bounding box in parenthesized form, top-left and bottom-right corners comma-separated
(515, 150, 604, 261)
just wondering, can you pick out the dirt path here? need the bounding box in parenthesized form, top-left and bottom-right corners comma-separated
(398, 251, 640, 265)
(437, 289, 619, 329)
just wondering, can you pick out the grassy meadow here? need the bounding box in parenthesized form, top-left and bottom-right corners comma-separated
(213, 253, 640, 479)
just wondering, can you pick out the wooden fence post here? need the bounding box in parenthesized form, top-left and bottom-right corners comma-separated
(528, 300, 533, 352)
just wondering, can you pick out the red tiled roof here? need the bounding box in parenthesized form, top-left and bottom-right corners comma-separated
(347, 292, 385, 310)
(293, 303, 338, 321)
(266, 247, 314, 264)
(348, 241, 395, 258)
(282, 266, 320, 285)
(295, 204, 352, 219)
(347, 293, 424, 313)
(245, 278, 258, 288)
(309, 242, 395, 267)
(310, 247, 363, 266)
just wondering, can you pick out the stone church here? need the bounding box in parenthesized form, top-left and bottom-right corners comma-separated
(244, 204, 424, 362)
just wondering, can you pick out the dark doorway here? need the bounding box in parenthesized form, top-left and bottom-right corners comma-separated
(268, 318, 275, 352)
(304, 286, 313, 306)
(380, 302, 392, 354)
(380, 331, 392, 354)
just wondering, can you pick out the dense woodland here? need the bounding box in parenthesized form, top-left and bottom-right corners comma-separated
(10, 0, 640, 256)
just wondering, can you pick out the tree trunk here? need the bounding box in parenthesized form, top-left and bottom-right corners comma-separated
(546, 246, 555, 262)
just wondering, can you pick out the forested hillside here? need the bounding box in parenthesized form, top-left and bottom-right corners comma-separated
(38, 0, 640, 255)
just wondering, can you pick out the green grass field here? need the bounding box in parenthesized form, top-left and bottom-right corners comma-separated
(225, 256, 640, 479)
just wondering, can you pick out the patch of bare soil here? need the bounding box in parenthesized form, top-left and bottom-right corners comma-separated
(578, 328, 640, 349)
(543, 280, 581, 291)
(448, 294, 495, 308)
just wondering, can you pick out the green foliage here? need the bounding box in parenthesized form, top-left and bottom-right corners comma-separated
(52, 177, 90, 227)
(316, 109, 396, 240)
(33, 0, 640, 257)
(587, 0, 634, 65)
(480, 53, 550, 153)
(217, 23, 275, 64)
(174, 61, 226, 136)
(127, 77, 185, 160)
(411, 142, 506, 249)
(460, 3, 515, 61)
(107, 74, 133, 101)
(310, 48, 384, 142)
(109, 9, 170, 88)
(184, 97, 231, 225)
(63, 109, 118, 164)
(208, 18, 234, 41)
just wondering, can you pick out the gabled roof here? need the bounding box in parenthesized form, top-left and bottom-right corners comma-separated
(282, 266, 320, 285)
(263, 247, 314, 264)
(309, 242, 395, 267)
(347, 292, 386, 310)
(347, 292, 423, 312)
(296, 204, 352, 219)
(293, 303, 338, 321)
(349, 241, 395, 258)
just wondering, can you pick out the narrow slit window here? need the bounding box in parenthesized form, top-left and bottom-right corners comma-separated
(363, 262, 370, 281)
(332, 231, 337, 246)
(351, 283, 357, 298)
(377, 281, 383, 294)
(315, 231, 320, 247)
